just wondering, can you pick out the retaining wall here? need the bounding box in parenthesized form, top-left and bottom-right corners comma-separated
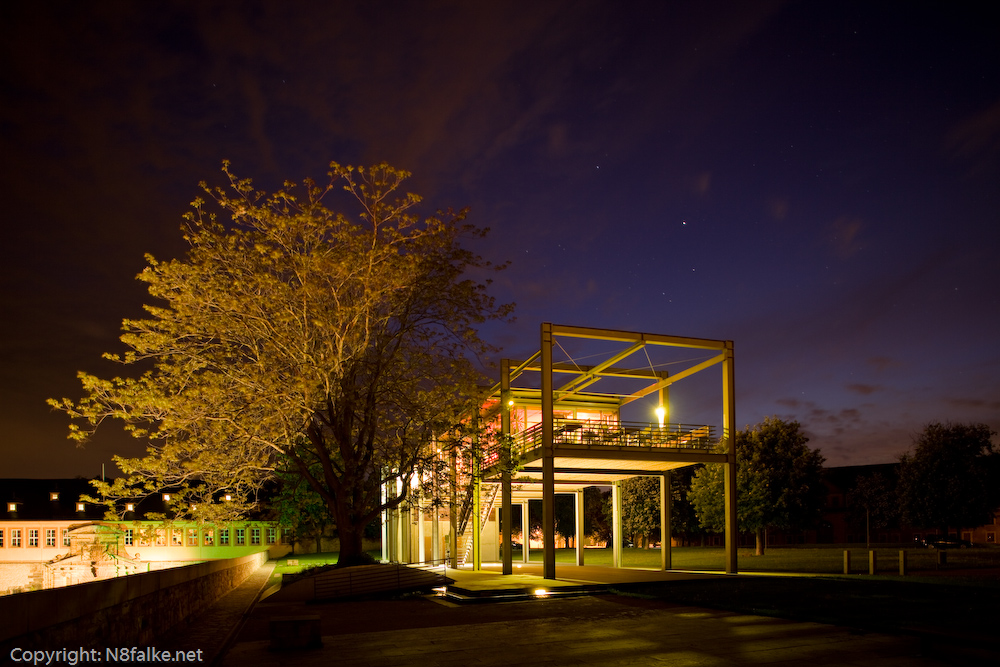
(0, 550, 269, 653)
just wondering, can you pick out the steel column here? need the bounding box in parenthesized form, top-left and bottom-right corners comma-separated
(541, 322, 556, 579)
(501, 359, 513, 574)
(723, 340, 738, 574)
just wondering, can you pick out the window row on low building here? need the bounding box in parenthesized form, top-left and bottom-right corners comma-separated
(0, 524, 283, 549)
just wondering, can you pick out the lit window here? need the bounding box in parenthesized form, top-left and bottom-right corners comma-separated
(172, 529, 183, 546)
(187, 528, 199, 546)
(190, 504, 197, 511)
(62, 529, 71, 547)
(28, 529, 39, 547)
(224, 494, 232, 501)
(0, 529, 4, 547)
(126, 503, 135, 512)
(204, 529, 214, 546)
(11, 529, 21, 547)
(7, 503, 16, 512)
(251, 528, 261, 545)
(50, 492, 59, 501)
(155, 529, 166, 546)
(124, 529, 133, 546)
(162, 493, 171, 501)
(46, 529, 56, 547)
(76, 503, 85, 512)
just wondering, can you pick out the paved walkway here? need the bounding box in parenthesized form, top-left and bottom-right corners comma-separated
(154, 561, 961, 666)
(157, 560, 278, 664)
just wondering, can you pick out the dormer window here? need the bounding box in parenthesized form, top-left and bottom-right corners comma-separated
(162, 493, 171, 501)
(50, 492, 60, 501)
(7, 502, 16, 512)
(76, 503, 85, 511)
(126, 503, 135, 512)
(224, 494, 232, 502)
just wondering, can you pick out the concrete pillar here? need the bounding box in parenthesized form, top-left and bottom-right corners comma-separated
(660, 473, 671, 571)
(380, 478, 389, 563)
(575, 490, 585, 566)
(432, 500, 441, 564)
(396, 478, 406, 563)
(416, 494, 425, 563)
(612, 481, 623, 568)
(843, 550, 850, 574)
(541, 322, 556, 580)
(899, 550, 907, 576)
(869, 550, 877, 575)
(522, 502, 530, 564)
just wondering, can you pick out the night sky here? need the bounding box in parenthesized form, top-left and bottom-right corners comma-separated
(2, 1, 998, 478)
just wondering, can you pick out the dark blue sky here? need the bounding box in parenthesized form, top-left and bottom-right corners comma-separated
(2, 1, 998, 477)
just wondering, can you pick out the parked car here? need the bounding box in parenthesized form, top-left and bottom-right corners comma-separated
(919, 535, 973, 548)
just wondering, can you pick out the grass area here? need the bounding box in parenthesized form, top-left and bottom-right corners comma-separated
(271, 550, 382, 577)
(515, 545, 1000, 574)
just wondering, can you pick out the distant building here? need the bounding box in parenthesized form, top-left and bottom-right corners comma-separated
(0, 478, 289, 595)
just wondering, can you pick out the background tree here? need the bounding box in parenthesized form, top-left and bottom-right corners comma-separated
(688, 417, 825, 555)
(583, 486, 612, 544)
(897, 422, 999, 538)
(847, 471, 897, 548)
(271, 465, 333, 554)
(621, 477, 660, 547)
(553, 495, 577, 548)
(668, 466, 708, 546)
(50, 161, 511, 566)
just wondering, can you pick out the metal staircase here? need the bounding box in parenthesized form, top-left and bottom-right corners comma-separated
(457, 482, 500, 566)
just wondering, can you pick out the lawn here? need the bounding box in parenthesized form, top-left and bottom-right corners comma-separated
(271, 550, 383, 577)
(514, 545, 1000, 574)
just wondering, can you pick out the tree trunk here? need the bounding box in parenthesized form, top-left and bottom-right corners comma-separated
(755, 527, 765, 556)
(333, 502, 375, 567)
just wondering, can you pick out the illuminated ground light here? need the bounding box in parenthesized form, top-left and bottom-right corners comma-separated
(534, 588, 548, 597)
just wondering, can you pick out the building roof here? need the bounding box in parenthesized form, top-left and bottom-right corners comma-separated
(1, 478, 107, 521)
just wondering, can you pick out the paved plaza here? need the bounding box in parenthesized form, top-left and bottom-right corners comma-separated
(161, 562, 962, 666)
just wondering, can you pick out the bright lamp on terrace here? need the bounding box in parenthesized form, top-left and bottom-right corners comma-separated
(655, 405, 666, 428)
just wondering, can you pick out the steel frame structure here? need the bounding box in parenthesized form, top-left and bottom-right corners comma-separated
(482, 323, 737, 579)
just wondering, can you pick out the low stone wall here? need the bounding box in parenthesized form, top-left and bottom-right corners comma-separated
(0, 550, 268, 653)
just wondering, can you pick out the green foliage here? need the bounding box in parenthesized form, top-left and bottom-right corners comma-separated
(621, 477, 660, 545)
(668, 466, 705, 538)
(688, 417, 825, 552)
(583, 486, 612, 542)
(897, 422, 999, 534)
(49, 161, 511, 564)
(272, 464, 333, 553)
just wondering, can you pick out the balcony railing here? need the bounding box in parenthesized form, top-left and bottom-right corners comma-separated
(479, 419, 715, 472)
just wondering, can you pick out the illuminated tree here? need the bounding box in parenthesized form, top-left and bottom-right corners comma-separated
(621, 477, 660, 547)
(688, 417, 825, 555)
(897, 422, 999, 538)
(50, 161, 511, 566)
